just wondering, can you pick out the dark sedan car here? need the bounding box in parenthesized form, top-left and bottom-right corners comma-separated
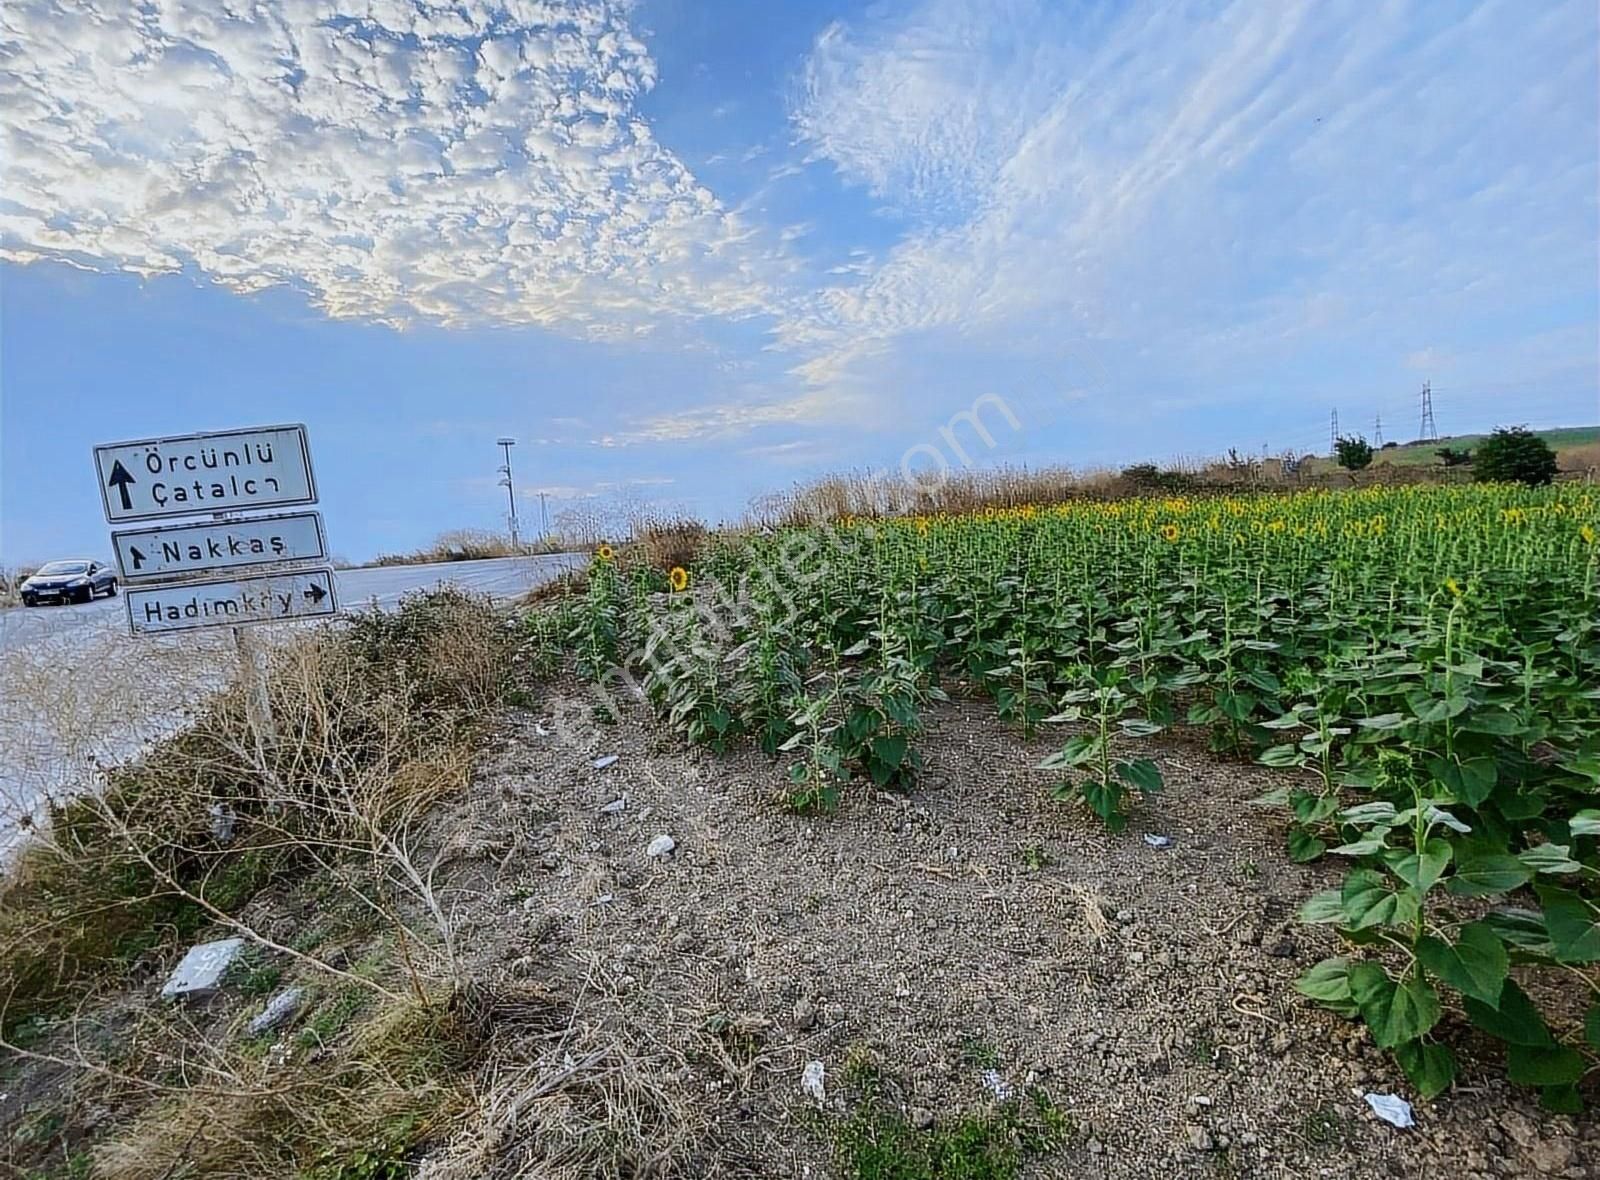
(20, 559, 118, 606)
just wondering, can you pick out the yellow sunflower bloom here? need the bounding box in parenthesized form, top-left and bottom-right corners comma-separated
(668, 566, 690, 592)
(1159, 524, 1180, 542)
(1444, 577, 1462, 598)
(1582, 524, 1597, 545)
(595, 543, 614, 562)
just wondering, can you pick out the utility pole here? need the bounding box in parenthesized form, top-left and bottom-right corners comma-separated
(1419, 381, 1438, 442)
(496, 437, 519, 550)
(1330, 409, 1340, 454)
(1373, 412, 1384, 448)
(538, 491, 549, 539)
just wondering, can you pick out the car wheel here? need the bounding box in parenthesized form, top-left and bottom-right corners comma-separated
(107, 580, 118, 597)
(74, 586, 92, 604)
(22, 596, 36, 607)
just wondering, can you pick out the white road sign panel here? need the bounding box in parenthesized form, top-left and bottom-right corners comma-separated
(95, 424, 317, 523)
(126, 568, 339, 636)
(111, 511, 328, 582)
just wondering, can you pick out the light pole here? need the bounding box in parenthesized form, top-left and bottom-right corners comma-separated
(496, 437, 519, 550)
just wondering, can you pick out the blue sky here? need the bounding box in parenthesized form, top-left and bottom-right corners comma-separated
(1, 0, 1596, 563)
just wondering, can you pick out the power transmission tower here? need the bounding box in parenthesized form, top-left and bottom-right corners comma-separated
(1418, 381, 1438, 442)
(1330, 409, 1340, 453)
(1373, 412, 1384, 447)
(496, 437, 519, 549)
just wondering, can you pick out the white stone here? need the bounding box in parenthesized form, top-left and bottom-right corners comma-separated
(800, 1060, 826, 1104)
(600, 797, 627, 814)
(247, 987, 305, 1036)
(160, 937, 245, 1000)
(646, 834, 676, 859)
(593, 754, 619, 770)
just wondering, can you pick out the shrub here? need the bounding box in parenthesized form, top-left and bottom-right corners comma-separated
(633, 516, 708, 571)
(1473, 426, 1558, 485)
(1334, 436, 1373, 471)
(1120, 463, 1201, 493)
(1435, 446, 1472, 467)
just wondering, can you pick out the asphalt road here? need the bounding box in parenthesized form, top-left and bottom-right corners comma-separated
(0, 555, 583, 854)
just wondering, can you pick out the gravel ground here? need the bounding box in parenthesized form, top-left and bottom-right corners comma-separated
(431, 685, 1599, 1179)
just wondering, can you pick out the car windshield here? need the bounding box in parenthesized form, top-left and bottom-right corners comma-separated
(36, 561, 88, 575)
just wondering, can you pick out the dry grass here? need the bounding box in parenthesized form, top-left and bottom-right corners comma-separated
(0, 589, 525, 1178)
(744, 459, 1287, 525)
(1066, 882, 1112, 948)
(85, 997, 479, 1180)
(0, 567, 31, 609)
(419, 957, 711, 1180)
(369, 528, 570, 567)
(1557, 441, 1600, 476)
(630, 516, 708, 572)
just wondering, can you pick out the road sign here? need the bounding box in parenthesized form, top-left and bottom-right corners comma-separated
(111, 511, 328, 582)
(95, 424, 317, 523)
(125, 568, 339, 636)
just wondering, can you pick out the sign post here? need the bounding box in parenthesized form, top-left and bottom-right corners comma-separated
(95, 424, 338, 793)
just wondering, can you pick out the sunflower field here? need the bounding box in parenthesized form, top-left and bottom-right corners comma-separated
(533, 482, 1600, 1108)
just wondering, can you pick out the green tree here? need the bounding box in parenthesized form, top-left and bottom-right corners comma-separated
(1473, 427, 1558, 486)
(1334, 435, 1373, 471)
(1435, 446, 1472, 467)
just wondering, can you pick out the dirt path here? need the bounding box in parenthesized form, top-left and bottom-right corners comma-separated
(428, 685, 1597, 1178)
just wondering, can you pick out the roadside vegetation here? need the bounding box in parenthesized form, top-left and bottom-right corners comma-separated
(1, 590, 525, 1178)
(365, 527, 569, 567)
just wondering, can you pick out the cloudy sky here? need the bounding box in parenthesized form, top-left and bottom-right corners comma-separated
(1, 0, 1596, 561)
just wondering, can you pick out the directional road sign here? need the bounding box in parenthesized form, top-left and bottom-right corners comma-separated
(111, 511, 328, 582)
(125, 568, 339, 636)
(95, 424, 317, 523)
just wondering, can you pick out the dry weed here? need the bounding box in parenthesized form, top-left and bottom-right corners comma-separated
(1067, 882, 1112, 947)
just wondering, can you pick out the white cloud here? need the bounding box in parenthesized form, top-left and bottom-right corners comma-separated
(0, 0, 786, 332)
(792, 0, 1075, 221)
(621, 389, 845, 443)
(786, 0, 1599, 406)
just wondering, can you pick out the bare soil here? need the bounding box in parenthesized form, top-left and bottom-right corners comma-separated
(422, 683, 1599, 1178)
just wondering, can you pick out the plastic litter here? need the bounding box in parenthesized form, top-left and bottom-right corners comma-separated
(593, 754, 619, 770)
(1363, 1093, 1414, 1128)
(800, 1060, 826, 1104)
(1144, 834, 1173, 849)
(209, 802, 236, 844)
(600, 797, 627, 814)
(980, 1069, 1014, 1100)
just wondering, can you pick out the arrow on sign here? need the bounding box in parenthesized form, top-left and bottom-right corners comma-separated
(304, 582, 328, 605)
(129, 546, 147, 571)
(107, 460, 137, 511)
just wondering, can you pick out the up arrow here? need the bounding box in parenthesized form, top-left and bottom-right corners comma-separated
(304, 582, 328, 605)
(107, 460, 137, 511)
(129, 546, 147, 571)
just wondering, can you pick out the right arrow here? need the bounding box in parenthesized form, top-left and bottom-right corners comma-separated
(304, 582, 327, 605)
(107, 460, 136, 511)
(129, 546, 146, 571)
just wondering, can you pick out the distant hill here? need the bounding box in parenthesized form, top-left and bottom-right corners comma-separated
(1300, 425, 1599, 473)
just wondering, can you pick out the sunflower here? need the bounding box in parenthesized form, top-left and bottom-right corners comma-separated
(1444, 577, 1463, 598)
(595, 543, 614, 562)
(668, 566, 690, 592)
(1159, 523, 1180, 542)
(1582, 524, 1597, 546)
